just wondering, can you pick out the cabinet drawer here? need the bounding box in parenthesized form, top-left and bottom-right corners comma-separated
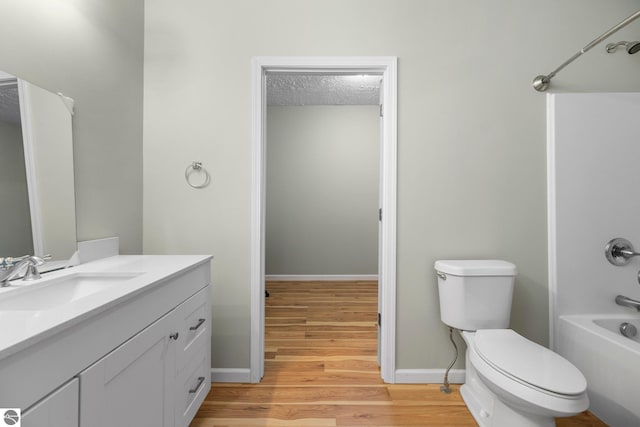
(176, 341, 210, 427)
(175, 286, 211, 371)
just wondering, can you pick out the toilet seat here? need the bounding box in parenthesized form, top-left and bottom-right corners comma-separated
(473, 329, 587, 397)
(464, 329, 590, 420)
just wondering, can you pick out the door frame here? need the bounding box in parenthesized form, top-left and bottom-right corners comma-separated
(250, 56, 397, 383)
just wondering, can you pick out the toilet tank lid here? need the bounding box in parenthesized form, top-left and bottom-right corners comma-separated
(434, 260, 517, 276)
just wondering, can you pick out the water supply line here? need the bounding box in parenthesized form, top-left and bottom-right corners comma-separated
(533, 9, 640, 92)
(440, 327, 459, 394)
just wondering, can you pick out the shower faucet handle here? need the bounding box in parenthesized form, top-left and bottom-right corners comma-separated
(605, 238, 640, 266)
(617, 247, 640, 258)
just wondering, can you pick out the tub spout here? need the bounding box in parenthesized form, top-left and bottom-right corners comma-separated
(615, 295, 640, 311)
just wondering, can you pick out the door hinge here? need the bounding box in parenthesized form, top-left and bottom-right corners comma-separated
(379, 104, 384, 117)
(379, 208, 382, 221)
(378, 313, 381, 327)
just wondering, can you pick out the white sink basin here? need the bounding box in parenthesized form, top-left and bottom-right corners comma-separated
(0, 272, 142, 311)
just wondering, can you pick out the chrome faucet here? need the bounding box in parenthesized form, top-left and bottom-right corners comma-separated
(0, 255, 49, 287)
(615, 295, 640, 311)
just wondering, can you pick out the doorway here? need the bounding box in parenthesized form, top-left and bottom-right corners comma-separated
(250, 57, 397, 383)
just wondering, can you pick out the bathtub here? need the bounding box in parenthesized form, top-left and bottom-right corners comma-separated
(557, 314, 640, 427)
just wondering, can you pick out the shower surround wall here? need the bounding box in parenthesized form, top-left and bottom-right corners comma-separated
(548, 92, 640, 330)
(548, 92, 640, 426)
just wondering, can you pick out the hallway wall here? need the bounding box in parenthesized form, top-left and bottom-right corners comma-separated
(266, 105, 379, 276)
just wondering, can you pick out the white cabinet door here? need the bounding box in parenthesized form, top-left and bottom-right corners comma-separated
(79, 310, 177, 427)
(22, 378, 78, 427)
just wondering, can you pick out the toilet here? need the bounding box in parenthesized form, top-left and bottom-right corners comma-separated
(435, 260, 589, 427)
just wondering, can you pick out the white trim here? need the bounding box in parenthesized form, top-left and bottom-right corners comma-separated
(77, 237, 120, 264)
(265, 274, 378, 282)
(56, 92, 75, 116)
(546, 94, 558, 351)
(378, 57, 398, 384)
(17, 80, 43, 256)
(211, 368, 251, 383)
(394, 369, 466, 384)
(250, 57, 266, 383)
(251, 56, 398, 384)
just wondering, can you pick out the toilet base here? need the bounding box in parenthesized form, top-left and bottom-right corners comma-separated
(460, 333, 565, 427)
(461, 382, 554, 427)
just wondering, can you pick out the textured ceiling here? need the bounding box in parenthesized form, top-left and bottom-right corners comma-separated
(0, 83, 20, 125)
(0, 74, 382, 123)
(267, 74, 381, 106)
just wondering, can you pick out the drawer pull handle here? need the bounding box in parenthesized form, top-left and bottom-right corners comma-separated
(189, 318, 206, 331)
(189, 376, 206, 394)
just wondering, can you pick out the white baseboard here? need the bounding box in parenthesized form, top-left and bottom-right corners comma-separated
(394, 368, 465, 384)
(211, 368, 252, 383)
(210, 367, 464, 384)
(265, 274, 378, 281)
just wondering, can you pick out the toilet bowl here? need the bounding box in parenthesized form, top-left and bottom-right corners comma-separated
(461, 330, 588, 427)
(435, 260, 589, 427)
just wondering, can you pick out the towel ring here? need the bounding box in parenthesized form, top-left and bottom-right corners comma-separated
(185, 162, 210, 189)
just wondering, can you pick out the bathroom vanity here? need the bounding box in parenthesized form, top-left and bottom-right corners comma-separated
(0, 255, 212, 427)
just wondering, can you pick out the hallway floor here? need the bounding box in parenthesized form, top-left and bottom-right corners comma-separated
(191, 280, 607, 426)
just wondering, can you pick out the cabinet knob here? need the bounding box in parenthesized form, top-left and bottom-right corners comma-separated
(169, 332, 179, 340)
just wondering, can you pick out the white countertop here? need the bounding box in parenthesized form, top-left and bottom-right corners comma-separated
(0, 255, 211, 360)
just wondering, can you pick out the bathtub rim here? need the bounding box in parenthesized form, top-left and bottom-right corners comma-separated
(559, 314, 640, 352)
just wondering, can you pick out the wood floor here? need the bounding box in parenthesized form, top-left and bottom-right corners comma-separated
(191, 281, 607, 426)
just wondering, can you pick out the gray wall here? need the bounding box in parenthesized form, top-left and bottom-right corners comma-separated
(143, 0, 640, 372)
(266, 105, 379, 276)
(5, 0, 639, 378)
(0, 0, 144, 254)
(0, 120, 33, 255)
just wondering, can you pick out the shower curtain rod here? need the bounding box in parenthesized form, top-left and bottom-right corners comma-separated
(533, 9, 640, 92)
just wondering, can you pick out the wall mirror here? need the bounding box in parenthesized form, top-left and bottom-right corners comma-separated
(0, 70, 77, 269)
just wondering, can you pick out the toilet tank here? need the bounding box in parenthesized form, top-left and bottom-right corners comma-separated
(435, 260, 517, 331)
